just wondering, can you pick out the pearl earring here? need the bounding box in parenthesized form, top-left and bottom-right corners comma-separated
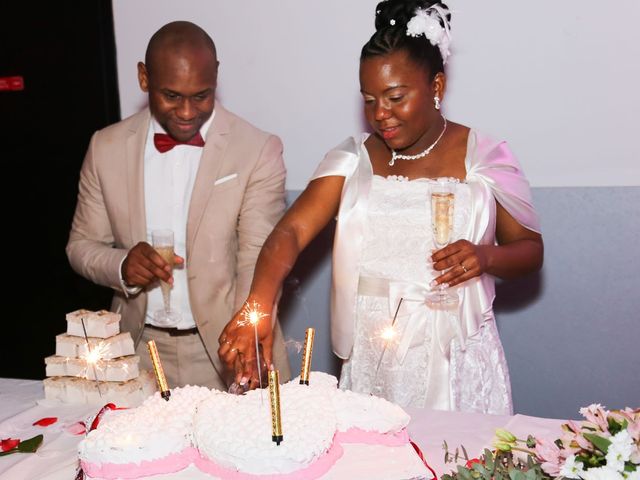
(434, 96, 441, 110)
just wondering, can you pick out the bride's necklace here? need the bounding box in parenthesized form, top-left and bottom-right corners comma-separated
(389, 116, 447, 167)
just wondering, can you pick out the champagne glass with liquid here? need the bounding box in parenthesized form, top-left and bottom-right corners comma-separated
(152, 229, 181, 326)
(428, 177, 459, 307)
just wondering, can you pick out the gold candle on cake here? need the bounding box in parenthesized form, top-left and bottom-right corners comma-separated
(299, 327, 315, 385)
(147, 340, 171, 401)
(268, 369, 283, 445)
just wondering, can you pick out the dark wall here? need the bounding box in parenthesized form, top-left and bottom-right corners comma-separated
(0, 1, 120, 378)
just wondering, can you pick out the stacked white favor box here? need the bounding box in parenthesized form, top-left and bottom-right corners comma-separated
(43, 309, 156, 407)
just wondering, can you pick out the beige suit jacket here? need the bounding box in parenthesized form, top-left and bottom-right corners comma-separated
(66, 103, 291, 384)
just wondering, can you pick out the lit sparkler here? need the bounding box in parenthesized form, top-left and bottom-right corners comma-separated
(373, 298, 404, 392)
(379, 326, 397, 342)
(80, 341, 109, 380)
(80, 318, 102, 397)
(238, 301, 269, 327)
(241, 301, 269, 401)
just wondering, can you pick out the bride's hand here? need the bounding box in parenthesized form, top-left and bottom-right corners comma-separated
(218, 303, 274, 388)
(430, 240, 488, 288)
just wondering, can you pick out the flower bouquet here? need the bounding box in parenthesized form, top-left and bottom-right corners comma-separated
(442, 405, 639, 480)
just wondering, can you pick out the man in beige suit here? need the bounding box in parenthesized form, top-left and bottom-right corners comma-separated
(66, 21, 290, 389)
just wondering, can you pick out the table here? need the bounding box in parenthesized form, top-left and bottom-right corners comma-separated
(0, 378, 565, 479)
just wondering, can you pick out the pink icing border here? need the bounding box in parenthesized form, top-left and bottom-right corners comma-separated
(335, 427, 409, 446)
(82, 428, 409, 479)
(194, 440, 344, 480)
(81, 447, 198, 479)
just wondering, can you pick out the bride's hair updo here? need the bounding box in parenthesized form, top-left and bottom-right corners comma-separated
(361, 0, 451, 80)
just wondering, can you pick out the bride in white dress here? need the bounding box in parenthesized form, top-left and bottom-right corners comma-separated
(218, 0, 543, 414)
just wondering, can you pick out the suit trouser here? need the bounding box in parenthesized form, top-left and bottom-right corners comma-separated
(135, 325, 226, 390)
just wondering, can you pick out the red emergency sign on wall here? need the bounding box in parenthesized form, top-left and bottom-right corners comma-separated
(0, 76, 25, 91)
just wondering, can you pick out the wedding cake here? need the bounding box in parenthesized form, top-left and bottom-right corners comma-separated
(78, 372, 431, 479)
(43, 309, 156, 407)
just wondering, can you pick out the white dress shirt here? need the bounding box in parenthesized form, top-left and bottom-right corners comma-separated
(139, 113, 214, 329)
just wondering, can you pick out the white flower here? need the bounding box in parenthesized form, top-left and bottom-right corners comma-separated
(606, 430, 635, 471)
(438, 35, 451, 64)
(406, 10, 443, 44)
(405, 7, 452, 64)
(561, 455, 585, 479)
(580, 404, 606, 416)
(581, 466, 625, 480)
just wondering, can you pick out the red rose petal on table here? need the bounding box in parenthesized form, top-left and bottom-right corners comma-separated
(66, 421, 87, 436)
(1, 438, 20, 452)
(33, 417, 58, 427)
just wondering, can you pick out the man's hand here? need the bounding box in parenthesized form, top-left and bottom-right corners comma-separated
(121, 241, 184, 288)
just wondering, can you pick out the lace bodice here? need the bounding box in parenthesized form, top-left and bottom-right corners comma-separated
(340, 175, 512, 413)
(360, 175, 472, 282)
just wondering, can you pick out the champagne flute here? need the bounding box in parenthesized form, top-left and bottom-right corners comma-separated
(428, 177, 459, 308)
(151, 229, 181, 326)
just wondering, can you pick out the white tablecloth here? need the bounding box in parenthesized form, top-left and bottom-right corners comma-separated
(0, 378, 565, 479)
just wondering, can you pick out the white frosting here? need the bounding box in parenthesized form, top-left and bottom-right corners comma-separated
(66, 309, 120, 338)
(77, 333, 135, 359)
(291, 371, 339, 390)
(194, 384, 336, 474)
(55, 332, 135, 359)
(79, 385, 212, 465)
(79, 372, 413, 475)
(44, 371, 156, 407)
(291, 371, 409, 433)
(45, 355, 139, 382)
(332, 389, 410, 434)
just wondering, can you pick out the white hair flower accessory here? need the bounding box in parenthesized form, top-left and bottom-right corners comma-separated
(406, 5, 452, 63)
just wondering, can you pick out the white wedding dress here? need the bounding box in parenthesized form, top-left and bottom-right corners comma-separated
(338, 175, 513, 414)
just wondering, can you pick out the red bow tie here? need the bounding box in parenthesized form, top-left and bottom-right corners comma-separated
(153, 132, 205, 153)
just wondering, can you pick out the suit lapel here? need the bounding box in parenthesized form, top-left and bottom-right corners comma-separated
(186, 104, 232, 258)
(126, 109, 150, 246)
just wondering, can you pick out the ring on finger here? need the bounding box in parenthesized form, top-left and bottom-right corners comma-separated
(460, 263, 469, 273)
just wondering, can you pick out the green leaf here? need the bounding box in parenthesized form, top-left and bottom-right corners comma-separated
(484, 449, 495, 472)
(583, 433, 611, 454)
(607, 417, 628, 435)
(457, 465, 474, 480)
(0, 435, 43, 456)
(17, 435, 43, 453)
(509, 470, 526, 480)
(473, 463, 489, 476)
(461, 444, 470, 461)
(524, 468, 539, 480)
